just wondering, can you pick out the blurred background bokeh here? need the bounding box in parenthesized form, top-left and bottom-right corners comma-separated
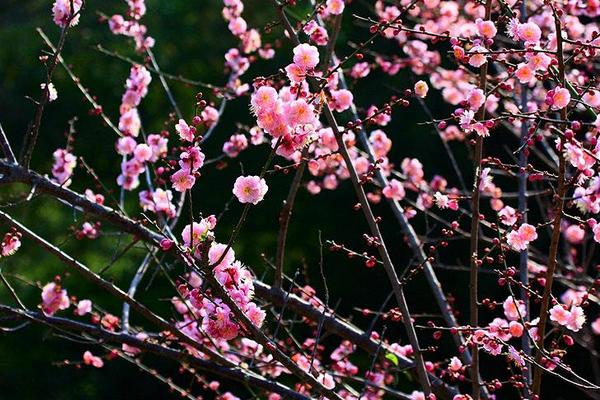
(0, 1, 584, 399)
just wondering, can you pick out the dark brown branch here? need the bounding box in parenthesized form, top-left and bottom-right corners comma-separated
(469, 2, 493, 398)
(274, 149, 307, 288)
(0, 159, 459, 398)
(0, 160, 165, 245)
(0, 210, 229, 367)
(0, 305, 309, 400)
(532, 9, 569, 396)
(254, 280, 458, 399)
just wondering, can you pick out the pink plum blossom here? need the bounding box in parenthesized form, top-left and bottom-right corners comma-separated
(76, 299, 92, 316)
(468, 46, 487, 67)
(52, 148, 77, 187)
(326, 0, 345, 15)
(116, 136, 137, 155)
(83, 351, 104, 368)
(548, 87, 571, 110)
(330, 89, 354, 112)
(175, 119, 195, 142)
(201, 106, 220, 126)
(292, 43, 319, 71)
(133, 143, 152, 162)
(414, 80, 429, 98)
(517, 22, 542, 44)
(507, 223, 538, 251)
(41, 282, 70, 315)
(233, 176, 268, 204)
(170, 169, 196, 192)
(503, 297, 527, 321)
(52, 0, 83, 28)
(498, 205, 517, 226)
(1, 230, 22, 257)
(476, 19, 497, 39)
(564, 224, 585, 244)
(382, 179, 406, 201)
(118, 108, 141, 137)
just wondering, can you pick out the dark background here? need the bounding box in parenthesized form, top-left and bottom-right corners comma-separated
(0, 1, 588, 398)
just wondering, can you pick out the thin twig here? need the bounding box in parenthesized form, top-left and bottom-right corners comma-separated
(468, 2, 493, 398)
(0, 122, 16, 164)
(274, 148, 307, 288)
(20, 7, 83, 167)
(532, 8, 569, 395)
(37, 28, 122, 137)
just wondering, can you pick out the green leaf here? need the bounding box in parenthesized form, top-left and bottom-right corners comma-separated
(385, 352, 399, 366)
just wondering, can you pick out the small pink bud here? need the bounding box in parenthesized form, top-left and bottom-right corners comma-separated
(565, 129, 574, 140)
(160, 239, 173, 251)
(563, 335, 574, 346)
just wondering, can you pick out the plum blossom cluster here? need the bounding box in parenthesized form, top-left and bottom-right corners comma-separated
(248, 40, 464, 218)
(115, 64, 150, 140)
(220, 0, 274, 95)
(465, 297, 532, 360)
(108, 0, 154, 52)
(114, 65, 167, 197)
(550, 303, 586, 332)
(51, 148, 77, 187)
(52, 0, 83, 28)
(41, 281, 70, 315)
(169, 120, 205, 193)
(1, 228, 21, 257)
(41, 277, 93, 318)
(172, 216, 266, 343)
(248, 44, 361, 195)
(506, 223, 538, 251)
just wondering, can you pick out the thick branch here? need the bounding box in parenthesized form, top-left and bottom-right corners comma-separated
(0, 210, 231, 368)
(0, 305, 309, 400)
(0, 160, 164, 245)
(532, 10, 569, 396)
(254, 280, 458, 399)
(469, 2, 493, 398)
(274, 153, 307, 288)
